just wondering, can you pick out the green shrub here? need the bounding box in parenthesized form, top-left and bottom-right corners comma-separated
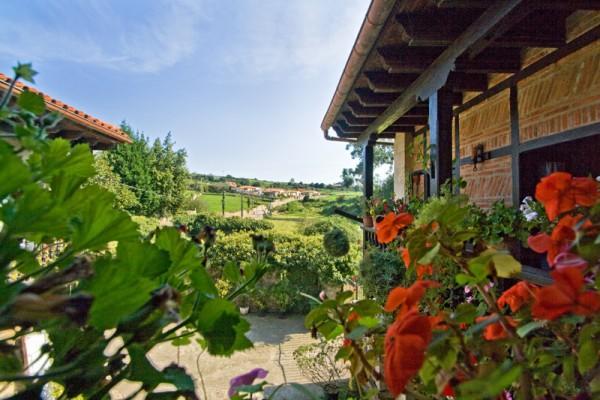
(275, 201, 304, 213)
(302, 219, 338, 236)
(323, 228, 350, 257)
(207, 232, 358, 313)
(360, 248, 406, 304)
(188, 213, 273, 234)
(131, 215, 162, 236)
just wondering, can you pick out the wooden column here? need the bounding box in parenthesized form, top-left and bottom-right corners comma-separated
(510, 85, 521, 206)
(428, 88, 454, 196)
(363, 136, 375, 199)
(393, 132, 411, 199)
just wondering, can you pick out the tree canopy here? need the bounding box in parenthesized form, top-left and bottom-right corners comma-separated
(106, 123, 189, 217)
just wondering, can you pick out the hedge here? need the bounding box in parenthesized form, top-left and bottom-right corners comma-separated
(207, 231, 358, 313)
(188, 213, 273, 234)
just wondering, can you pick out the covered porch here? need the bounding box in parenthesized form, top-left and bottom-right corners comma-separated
(322, 0, 600, 256)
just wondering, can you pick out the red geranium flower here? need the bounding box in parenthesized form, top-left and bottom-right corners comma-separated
(497, 281, 539, 312)
(535, 172, 597, 221)
(527, 214, 580, 266)
(401, 247, 433, 279)
(375, 212, 413, 244)
(532, 268, 600, 320)
(384, 280, 440, 316)
(476, 314, 517, 341)
(384, 311, 432, 397)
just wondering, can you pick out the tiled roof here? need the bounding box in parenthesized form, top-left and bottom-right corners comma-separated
(0, 72, 131, 144)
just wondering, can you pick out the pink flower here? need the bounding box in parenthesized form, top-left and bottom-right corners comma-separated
(228, 368, 268, 398)
(319, 291, 327, 301)
(554, 252, 588, 270)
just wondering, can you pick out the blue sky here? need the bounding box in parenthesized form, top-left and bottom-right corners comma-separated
(0, 0, 369, 183)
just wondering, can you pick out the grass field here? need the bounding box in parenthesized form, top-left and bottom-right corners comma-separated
(197, 193, 270, 214)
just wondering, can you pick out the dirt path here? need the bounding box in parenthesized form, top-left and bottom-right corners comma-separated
(223, 197, 299, 219)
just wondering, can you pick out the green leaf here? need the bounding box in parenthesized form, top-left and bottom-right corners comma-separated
(189, 267, 218, 299)
(87, 258, 155, 329)
(451, 303, 478, 324)
(347, 326, 368, 341)
(13, 62, 37, 83)
(162, 364, 196, 393)
(358, 316, 380, 329)
(458, 360, 522, 399)
(155, 227, 201, 273)
(223, 260, 242, 283)
(578, 338, 598, 374)
(18, 91, 45, 115)
(117, 240, 171, 279)
(516, 321, 546, 338)
(418, 242, 440, 265)
(335, 290, 354, 304)
(0, 140, 31, 199)
(335, 346, 352, 361)
(128, 344, 164, 390)
(69, 186, 139, 251)
(195, 299, 252, 356)
(491, 253, 521, 278)
(351, 299, 381, 317)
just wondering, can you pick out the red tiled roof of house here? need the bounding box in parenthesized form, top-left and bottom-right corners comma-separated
(0, 72, 131, 144)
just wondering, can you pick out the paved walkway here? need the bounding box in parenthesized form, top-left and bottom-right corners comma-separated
(112, 315, 323, 399)
(224, 197, 299, 219)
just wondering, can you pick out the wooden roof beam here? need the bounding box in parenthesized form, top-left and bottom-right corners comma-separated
(365, 70, 487, 92)
(436, 0, 600, 10)
(341, 112, 428, 126)
(355, 87, 462, 107)
(378, 46, 521, 73)
(347, 101, 428, 117)
(337, 119, 420, 132)
(358, 0, 524, 146)
(395, 12, 565, 48)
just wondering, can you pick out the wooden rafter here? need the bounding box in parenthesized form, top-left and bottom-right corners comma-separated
(357, 0, 524, 146)
(365, 70, 488, 92)
(341, 112, 428, 127)
(436, 0, 600, 11)
(355, 87, 462, 107)
(378, 46, 522, 73)
(347, 101, 429, 117)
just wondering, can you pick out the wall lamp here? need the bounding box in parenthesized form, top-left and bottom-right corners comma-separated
(472, 143, 491, 171)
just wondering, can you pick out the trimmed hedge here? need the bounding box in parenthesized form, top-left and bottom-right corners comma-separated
(207, 231, 358, 313)
(188, 214, 273, 234)
(359, 248, 406, 304)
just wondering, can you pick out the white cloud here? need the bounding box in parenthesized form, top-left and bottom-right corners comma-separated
(0, 0, 207, 73)
(211, 0, 369, 80)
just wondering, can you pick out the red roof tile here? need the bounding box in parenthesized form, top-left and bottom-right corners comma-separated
(0, 72, 131, 144)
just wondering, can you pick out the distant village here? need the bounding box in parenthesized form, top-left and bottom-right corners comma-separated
(226, 181, 321, 200)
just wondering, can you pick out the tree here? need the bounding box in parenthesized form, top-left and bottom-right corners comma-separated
(343, 143, 394, 195)
(106, 123, 189, 217)
(341, 168, 355, 188)
(88, 153, 140, 211)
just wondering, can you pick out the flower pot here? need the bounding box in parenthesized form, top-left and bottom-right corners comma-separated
(362, 215, 374, 228)
(239, 306, 249, 315)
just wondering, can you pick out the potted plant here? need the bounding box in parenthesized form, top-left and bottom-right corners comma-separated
(237, 294, 250, 315)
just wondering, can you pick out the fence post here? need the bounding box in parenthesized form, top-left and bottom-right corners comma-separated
(222, 191, 225, 216)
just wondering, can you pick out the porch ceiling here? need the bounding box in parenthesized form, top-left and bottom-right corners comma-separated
(321, 0, 600, 143)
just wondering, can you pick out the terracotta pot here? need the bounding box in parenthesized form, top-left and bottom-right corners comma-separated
(363, 215, 374, 228)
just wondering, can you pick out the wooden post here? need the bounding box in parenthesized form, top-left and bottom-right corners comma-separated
(240, 194, 244, 218)
(362, 136, 375, 254)
(221, 191, 225, 216)
(428, 88, 454, 196)
(363, 136, 375, 200)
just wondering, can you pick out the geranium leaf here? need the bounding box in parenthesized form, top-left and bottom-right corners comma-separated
(17, 91, 45, 115)
(491, 253, 521, 278)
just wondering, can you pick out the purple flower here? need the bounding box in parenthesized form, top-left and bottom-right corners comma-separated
(228, 368, 268, 398)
